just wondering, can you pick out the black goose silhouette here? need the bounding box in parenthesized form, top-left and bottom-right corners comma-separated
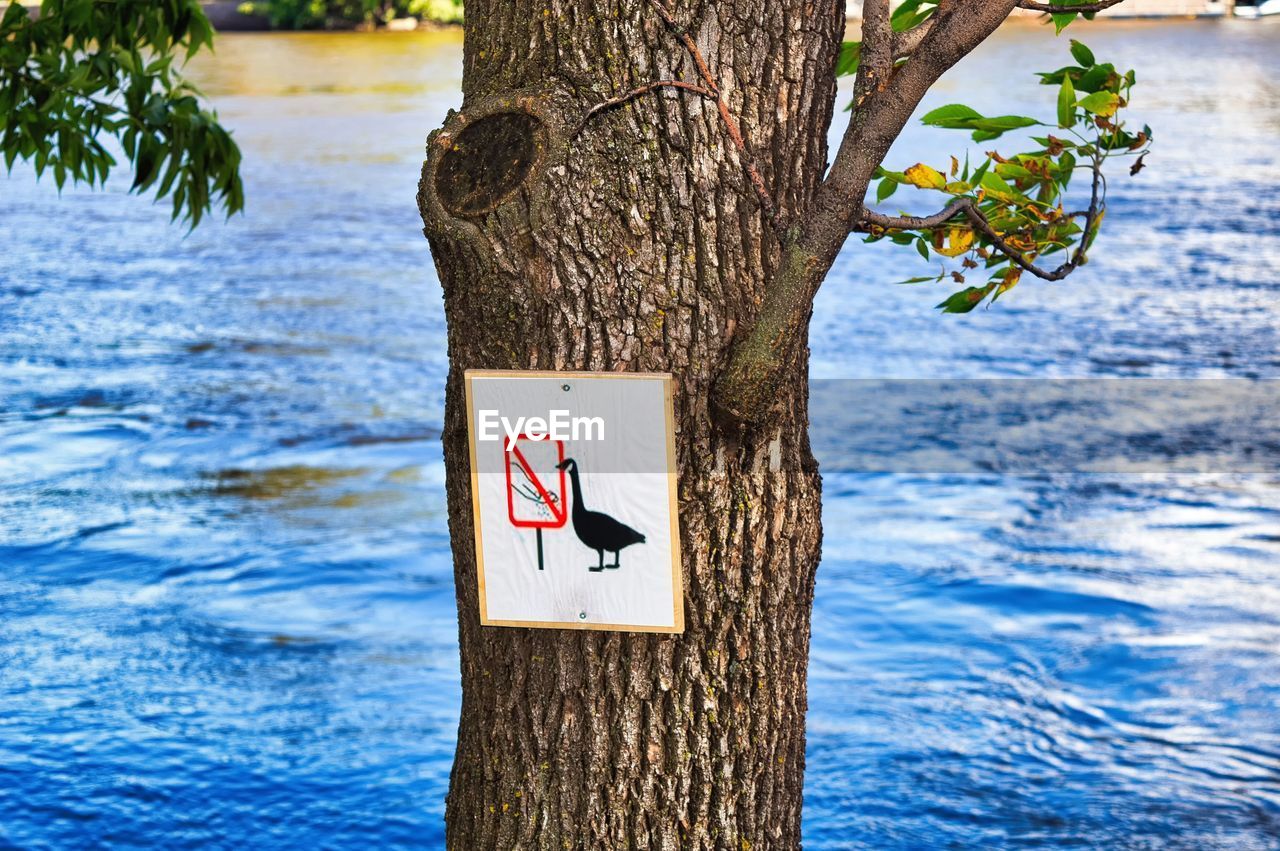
(555, 458, 645, 572)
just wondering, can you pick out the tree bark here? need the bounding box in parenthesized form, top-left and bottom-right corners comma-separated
(418, 2, 843, 847)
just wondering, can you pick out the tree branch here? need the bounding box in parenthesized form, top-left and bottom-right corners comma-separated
(864, 198, 1071, 278)
(856, 152, 1106, 282)
(573, 81, 716, 139)
(823, 0, 1022, 226)
(712, 0, 1024, 432)
(1016, 0, 1127, 11)
(854, 0, 892, 109)
(892, 19, 936, 61)
(859, 197, 973, 232)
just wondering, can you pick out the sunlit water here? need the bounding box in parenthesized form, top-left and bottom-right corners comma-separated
(2, 20, 1279, 850)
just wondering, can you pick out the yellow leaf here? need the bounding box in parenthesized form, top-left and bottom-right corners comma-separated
(950, 155, 960, 177)
(1078, 91, 1121, 118)
(932, 226, 975, 257)
(997, 267, 1022, 295)
(903, 163, 947, 190)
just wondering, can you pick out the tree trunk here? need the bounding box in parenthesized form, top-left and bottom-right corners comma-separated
(418, 2, 843, 847)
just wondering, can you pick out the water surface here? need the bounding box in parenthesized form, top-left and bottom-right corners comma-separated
(2, 21, 1279, 850)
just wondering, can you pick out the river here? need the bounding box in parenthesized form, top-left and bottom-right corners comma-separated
(2, 19, 1278, 849)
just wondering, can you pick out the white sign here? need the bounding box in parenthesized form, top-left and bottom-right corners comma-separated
(463, 370, 684, 633)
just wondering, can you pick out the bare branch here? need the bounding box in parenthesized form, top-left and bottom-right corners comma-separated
(1017, 0, 1127, 11)
(854, 0, 893, 108)
(574, 81, 715, 139)
(859, 197, 973, 232)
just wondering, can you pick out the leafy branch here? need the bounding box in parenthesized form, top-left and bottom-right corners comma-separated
(0, 0, 243, 226)
(855, 40, 1150, 313)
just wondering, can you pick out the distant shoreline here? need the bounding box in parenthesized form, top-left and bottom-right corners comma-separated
(17, 0, 1248, 31)
(196, 0, 1251, 33)
(199, 1, 460, 32)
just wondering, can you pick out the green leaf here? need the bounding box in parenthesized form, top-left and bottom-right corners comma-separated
(974, 115, 1040, 131)
(936, 284, 995, 313)
(1077, 91, 1120, 117)
(0, 0, 243, 227)
(1057, 75, 1076, 129)
(969, 158, 992, 186)
(876, 176, 899, 203)
(1100, 129, 1138, 150)
(915, 239, 930, 261)
(990, 268, 1023, 303)
(1037, 66, 1080, 87)
(968, 115, 1041, 141)
(995, 162, 1038, 182)
(1057, 150, 1076, 187)
(1084, 209, 1106, 251)
(836, 41, 861, 77)
(1051, 12, 1078, 35)
(919, 105, 1040, 140)
(890, 0, 938, 32)
(920, 103, 983, 128)
(131, 144, 160, 191)
(1076, 63, 1118, 93)
(1068, 40, 1095, 68)
(187, 12, 214, 60)
(979, 170, 1022, 202)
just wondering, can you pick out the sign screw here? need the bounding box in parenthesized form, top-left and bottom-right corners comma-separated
(579, 612, 587, 620)
(562, 384, 571, 391)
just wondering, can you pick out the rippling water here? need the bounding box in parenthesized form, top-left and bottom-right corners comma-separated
(2, 20, 1279, 850)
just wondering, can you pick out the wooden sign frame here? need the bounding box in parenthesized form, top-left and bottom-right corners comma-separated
(463, 369, 684, 634)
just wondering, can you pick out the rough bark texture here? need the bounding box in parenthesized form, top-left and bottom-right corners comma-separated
(418, 1, 843, 847)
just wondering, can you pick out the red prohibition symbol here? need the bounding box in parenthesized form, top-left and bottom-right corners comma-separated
(504, 434, 567, 570)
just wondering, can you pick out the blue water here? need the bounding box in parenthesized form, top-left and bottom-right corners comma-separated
(3, 20, 1279, 850)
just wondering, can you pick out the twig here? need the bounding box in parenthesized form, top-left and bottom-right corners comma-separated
(1016, 0, 1128, 12)
(856, 155, 1106, 282)
(860, 197, 973, 231)
(862, 199, 1067, 279)
(573, 81, 716, 139)
(643, 0, 717, 87)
